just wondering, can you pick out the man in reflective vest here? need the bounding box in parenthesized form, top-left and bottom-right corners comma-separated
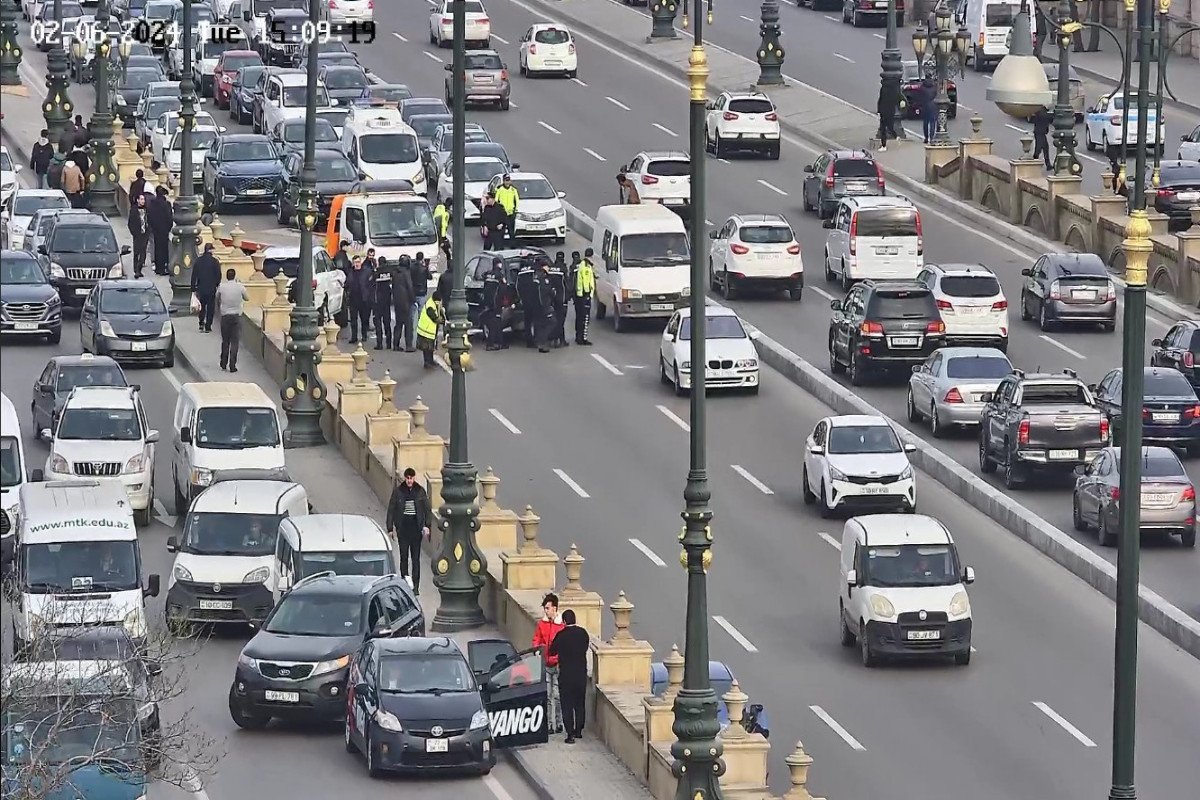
(415, 292, 442, 369)
(573, 248, 595, 346)
(494, 175, 520, 244)
(432, 198, 451, 259)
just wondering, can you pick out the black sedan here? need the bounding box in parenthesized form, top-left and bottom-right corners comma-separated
(319, 64, 372, 106)
(115, 67, 168, 127)
(464, 247, 546, 329)
(202, 134, 285, 213)
(268, 118, 342, 156)
(30, 353, 129, 442)
(1, 249, 62, 343)
(1092, 366, 1200, 455)
(898, 61, 957, 120)
(1151, 160, 1200, 230)
(276, 149, 360, 224)
(400, 97, 450, 126)
(228, 64, 267, 126)
(80, 279, 175, 368)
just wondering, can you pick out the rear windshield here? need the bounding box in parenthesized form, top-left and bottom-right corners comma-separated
(1145, 370, 1195, 396)
(1138, 452, 1186, 477)
(323, 69, 368, 89)
(856, 209, 919, 237)
(1058, 273, 1109, 286)
(1190, 330, 1200, 355)
(985, 4, 1018, 26)
(739, 225, 792, 244)
(728, 98, 773, 114)
(867, 290, 937, 318)
(464, 53, 503, 70)
(534, 28, 570, 44)
(940, 275, 1000, 298)
(1022, 383, 1089, 404)
(1161, 163, 1200, 184)
(833, 158, 876, 178)
(648, 159, 690, 177)
(945, 355, 1012, 380)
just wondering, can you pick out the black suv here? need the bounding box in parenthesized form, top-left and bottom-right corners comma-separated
(828, 279, 946, 385)
(1, 249, 62, 343)
(37, 214, 130, 308)
(1151, 319, 1200, 389)
(275, 148, 359, 225)
(1151, 160, 1200, 230)
(229, 573, 424, 729)
(801, 149, 884, 219)
(1019, 252, 1116, 332)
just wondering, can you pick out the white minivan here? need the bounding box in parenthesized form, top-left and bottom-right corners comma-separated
(13, 480, 161, 653)
(957, 0, 1031, 72)
(591, 204, 691, 332)
(171, 382, 288, 514)
(340, 106, 427, 191)
(1, 392, 28, 565)
(272, 513, 396, 600)
(838, 513, 974, 667)
(165, 480, 308, 628)
(823, 196, 923, 291)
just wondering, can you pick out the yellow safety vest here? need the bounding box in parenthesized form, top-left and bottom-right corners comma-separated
(432, 204, 449, 238)
(416, 297, 440, 341)
(575, 262, 595, 296)
(495, 185, 519, 214)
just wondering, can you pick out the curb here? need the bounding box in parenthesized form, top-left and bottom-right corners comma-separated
(503, 750, 557, 800)
(560, 198, 1200, 660)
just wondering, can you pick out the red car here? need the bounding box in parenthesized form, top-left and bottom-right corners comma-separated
(213, 51, 264, 110)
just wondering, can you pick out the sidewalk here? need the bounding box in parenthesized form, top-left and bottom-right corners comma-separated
(1045, 43, 1200, 115)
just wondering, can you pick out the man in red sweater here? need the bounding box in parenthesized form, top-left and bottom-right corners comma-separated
(531, 592, 565, 734)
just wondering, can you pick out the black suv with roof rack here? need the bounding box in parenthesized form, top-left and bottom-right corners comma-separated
(828, 278, 946, 385)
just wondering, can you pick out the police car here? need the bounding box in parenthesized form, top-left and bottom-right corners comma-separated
(1084, 93, 1167, 154)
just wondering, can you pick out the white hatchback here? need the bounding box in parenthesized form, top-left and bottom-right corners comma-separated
(518, 23, 577, 78)
(3, 189, 70, 250)
(916, 263, 1009, 351)
(708, 213, 803, 301)
(802, 414, 917, 517)
(430, 0, 490, 48)
(659, 306, 759, 395)
(619, 151, 691, 208)
(323, 0, 374, 26)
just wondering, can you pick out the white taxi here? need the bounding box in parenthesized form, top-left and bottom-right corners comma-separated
(1084, 93, 1166, 153)
(802, 414, 917, 517)
(704, 91, 781, 159)
(430, 0, 491, 48)
(659, 306, 759, 396)
(707, 213, 803, 301)
(916, 263, 1008, 351)
(486, 171, 567, 243)
(3, 189, 70, 250)
(518, 23, 577, 78)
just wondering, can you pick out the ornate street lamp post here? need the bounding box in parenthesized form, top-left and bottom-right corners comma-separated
(44, 0, 75, 144)
(85, 0, 120, 216)
(880, 0, 903, 138)
(1050, 0, 1083, 176)
(651, 0, 679, 40)
(431, 0, 486, 632)
(912, 0, 964, 144)
(280, 0, 329, 448)
(0, 0, 21, 85)
(755, 0, 783, 86)
(168, 0, 201, 314)
(1150, 3, 1198, 191)
(672, 2, 725, 799)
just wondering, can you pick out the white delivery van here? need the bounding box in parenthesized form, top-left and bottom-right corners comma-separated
(591, 204, 692, 332)
(165, 479, 308, 628)
(12, 480, 161, 652)
(272, 513, 396, 600)
(1, 392, 29, 565)
(958, 0, 1031, 72)
(340, 106, 427, 192)
(170, 382, 288, 514)
(328, 186, 439, 268)
(824, 196, 924, 291)
(838, 513, 975, 667)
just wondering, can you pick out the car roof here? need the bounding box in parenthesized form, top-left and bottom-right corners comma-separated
(65, 385, 139, 410)
(844, 196, 912, 209)
(676, 305, 739, 320)
(50, 214, 113, 229)
(290, 572, 388, 595)
(1044, 253, 1107, 273)
(852, 514, 952, 547)
(219, 49, 258, 57)
(19, 481, 136, 543)
(284, 513, 389, 550)
(1, 249, 37, 261)
(1107, 445, 1185, 463)
(638, 150, 689, 161)
(374, 636, 460, 656)
(192, 480, 302, 513)
(827, 149, 873, 159)
(936, 346, 1010, 360)
(48, 353, 122, 369)
(501, 171, 549, 182)
(828, 414, 891, 427)
(322, 63, 366, 72)
(221, 133, 271, 144)
(259, 243, 325, 258)
(179, 381, 273, 406)
(732, 213, 788, 225)
(12, 188, 68, 199)
(650, 660, 733, 682)
(270, 7, 307, 16)
(98, 278, 157, 292)
(462, 155, 505, 164)
(863, 278, 928, 293)
(278, 73, 310, 85)
(926, 263, 996, 276)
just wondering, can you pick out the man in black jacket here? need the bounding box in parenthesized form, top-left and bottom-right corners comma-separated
(391, 255, 416, 351)
(515, 256, 539, 348)
(385, 467, 431, 594)
(345, 255, 374, 343)
(1031, 106, 1053, 169)
(408, 252, 432, 352)
(534, 259, 557, 354)
(31, 130, 55, 188)
(480, 192, 508, 250)
(372, 256, 393, 350)
(482, 257, 506, 351)
(148, 186, 174, 275)
(191, 243, 222, 332)
(548, 252, 569, 348)
(548, 609, 589, 743)
(876, 81, 900, 151)
(127, 193, 151, 278)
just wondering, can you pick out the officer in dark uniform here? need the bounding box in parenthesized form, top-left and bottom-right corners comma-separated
(515, 255, 539, 348)
(548, 252, 569, 348)
(391, 255, 416, 351)
(535, 259, 557, 354)
(372, 257, 394, 350)
(482, 257, 508, 351)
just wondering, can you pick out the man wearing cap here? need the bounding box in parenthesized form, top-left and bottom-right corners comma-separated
(573, 248, 595, 346)
(482, 257, 507, 351)
(493, 174, 520, 244)
(548, 252, 569, 348)
(480, 191, 508, 250)
(535, 259, 557, 354)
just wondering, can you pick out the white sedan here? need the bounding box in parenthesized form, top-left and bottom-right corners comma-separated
(436, 156, 507, 223)
(323, 0, 374, 25)
(659, 306, 759, 395)
(518, 23, 577, 78)
(429, 0, 491, 48)
(802, 414, 918, 517)
(3, 189, 70, 250)
(259, 244, 346, 321)
(151, 110, 219, 165)
(485, 171, 566, 243)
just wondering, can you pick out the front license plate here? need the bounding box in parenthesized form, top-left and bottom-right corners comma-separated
(860, 486, 890, 495)
(889, 336, 919, 347)
(426, 738, 449, 753)
(1151, 412, 1180, 423)
(199, 599, 233, 610)
(245, 189, 268, 196)
(14, 322, 37, 331)
(132, 342, 147, 352)
(264, 690, 299, 703)
(907, 629, 941, 641)
(75, 288, 91, 296)
(650, 303, 674, 311)
(524, 222, 545, 230)
(1049, 449, 1079, 460)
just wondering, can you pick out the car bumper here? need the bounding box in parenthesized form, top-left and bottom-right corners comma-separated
(678, 368, 759, 391)
(716, 131, 781, 148)
(943, 330, 1007, 349)
(1, 314, 62, 335)
(367, 724, 495, 773)
(216, 183, 280, 205)
(932, 400, 988, 426)
(726, 270, 803, 289)
(167, 580, 274, 625)
(328, 9, 374, 24)
(1046, 299, 1117, 323)
(828, 478, 916, 511)
(53, 279, 104, 306)
(46, 469, 153, 509)
(231, 666, 350, 721)
(464, 88, 510, 102)
(617, 295, 689, 318)
(513, 215, 567, 239)
(94, 334, 175, 363)
(863, 618, 972, 658)
(1102, 505, 1194, 537)
(1015, 447, 1106, 468)
(1141, 420, 1200, 444)
(1155, 198, 1200, 220)
(528, 55, 577, 72)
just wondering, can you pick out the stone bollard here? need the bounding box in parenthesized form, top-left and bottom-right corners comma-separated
(350, 343, 370, 384)
(230, 223, 245, 251)
(393, 397, 445, 479)
(643, 643, 684, 744)
(721, 681, 749, 740)
(558, 544, 603, 637)
(475, 467, 517, 550)
(717, 677, 770, 796)
(969, 114, 984, 137)
(365, 369, 410, 447)
(501, 504, 558, 590)
(1191, 206, 1200, 227)
(782, 740, 825, 800)
(662, 644, 684, 702)
(316, 320, 353, 386)
(272, 273, 291, 306)
(1020, 134, 1034, 158)
(141, 148, 153, 171)
(209, 214, 227, 246)
(244, 250, 274, 306)
(154, 165, 171, 197)
(261, 273, 293, 334)
(590, 590, 653, 689)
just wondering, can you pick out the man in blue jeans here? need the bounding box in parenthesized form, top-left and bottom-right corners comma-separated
(408, 252, 432, 353)
(920, 79, 938, 144)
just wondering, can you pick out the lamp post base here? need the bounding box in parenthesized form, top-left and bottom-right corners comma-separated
(650, 2, 678, 39)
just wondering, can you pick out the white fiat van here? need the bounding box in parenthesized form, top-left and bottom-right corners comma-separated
(838, 513, 974, 667)
(823, 196, 923, 291)
(591, 204, 691, 332)
(273, 513, 396, 600)
(1, 392, 29, 564)
(165, 480, 309, 628)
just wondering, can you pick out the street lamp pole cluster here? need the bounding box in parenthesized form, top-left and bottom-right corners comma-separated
(44, 0, 75, 146)
(880, 0, 903, 135)
(81, 0, 119, 216)
(280, 0, 329, 448)
(754, 0, 784, 86)
(431, 0, 487, 632)
(0, 0, 21, 86)
(168, 0, 201, 315)
(1050, 0, 1083, 176)
(910, 0, 968, 145)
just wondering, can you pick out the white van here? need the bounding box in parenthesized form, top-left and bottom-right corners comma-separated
(958, 0, 1030, 72)
(165, 480, 308, 628)
(13, 480, 161, 652)
(170, 382, 288, 514)
(273, 513, 396, 600)
(1, 392, 29, 565)
(591, 204, 691, 332)
(340, 106, 427, 192)
(824, 196, 924, 291)
(838, 513, 975, 667)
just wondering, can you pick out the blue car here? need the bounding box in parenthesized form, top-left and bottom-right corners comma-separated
(649, 660, 769, 735)
(1092, 366, 1200, 456)
(202, 134, 285, 213)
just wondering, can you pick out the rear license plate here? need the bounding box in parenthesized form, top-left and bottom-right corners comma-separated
(860, 486, 890, 495)
(1049, 449, 1079, 459)
(14, 322, 37, 331)
(199, 599, 233, 610)
(876, 247, 898, 255)
(907, 629, 941, 641)
(1071, 289, 1097, 300)
(650, 303, 674, 311)
(132, 342, 147, 352)
(961, 306, 988, 315)
(245, 189, 268, 196)
(75, 288, 91, 296)
(889, 336, 919, 347)
(426, 738, 449, 753)
(1151, 412, 1180, 423)
(845, 183, 867, 193)
(264, 690, 299, 703)
(1142, 493, 1173, 504)
(544, 60, 562, 66)
(1178, 191, 1199, 201)
(971, 393, 985, 402)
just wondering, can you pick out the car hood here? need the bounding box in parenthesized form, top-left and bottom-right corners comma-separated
(48, 252, 121, 268)
(517, 198, 564, 216)
(1, 283, 58, 304)
(826, 451, 911, 476)
(864, 584, 965, 614)
(243, 630, 362, 662)
(379, 689, 483, 726)
(705, 337, 756, 361)
(172, 553, 272, 585)
(312, 179, 357, 197)
(102, 312, 169, 335)
(283, 141, 342, 154)
(117, 87, 146, 104)
(216, 160, 284, 177)
(51, 439, 143, 466)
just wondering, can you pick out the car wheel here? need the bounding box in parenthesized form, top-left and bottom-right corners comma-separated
(768, 142, 781, 160)
(134, 503, 152, 527)
(818, 481, 835, 518)
(840, 261, 852, 292)
(708, 259, 719, 292)
(173, 475, 188, 516)
(673, 364, 686, 397)
(612, 305, 624, 332)
(954, 650, 971, 666)
(47, 328, 61, 345)
(802, 466, 816, 505)
(276, 197, 292, 225)
(929, 402, 945, 438)
(1182, 527, 1196, 548)
(228, 686, 270, 730)
(162, 351, 174, 369)
(1101, 321, 1116, 333)
(978, 432, 996, 473)
(824, 250, 835, 282)
(1037, 301, 1053, 331)
(839, 603, 855, 646)
(1072, 496, 1089, 531)
(906, 389, 922, 423)
(788, 285, 802, 301)
(660, 356, 670, 384)
(1085, 125, 1095, 151)
(344, 713, 358, 754)
(829, 338, 845, 374)
(365, 731, 385, 778)
(499, 97, 510, 111)
(713, 133, 724, 159)
(848, 352, 866, 386)
(721, 269, 735, 300)
(1003, 453, 1024, 489)
(860, 624, 878, 667)
(852, 11, 862, 26)
(1019, 290, 1031, 321)
(1098, 512, 1117, 547)
(596, 301, 606, 320)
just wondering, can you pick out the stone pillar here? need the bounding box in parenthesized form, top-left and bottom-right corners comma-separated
(642, 643, 683, 744)
(957, 116, 993, 200)
(558, 544, 604, 638)
(923, 142, 959, 185)
(1008, 135, 1043, 226)
(209, 215, 227, 247)
(366, 370, 411, 447)
(589, 591, 654, 690)
(1045, 174, 1084, 240)
(316, 321, 354, 386)
(336, 344, 382, 417)
(1090, 194, 1128, 255)
(245, 250, 276, 307)
(394, 397, 446, 478)
(475, 467, 518, 550)
(501, 505, 559, 591)
(261, 274, 293, 334)
(782, 741, 827, 800)
(717, 680, 771, 798)
(115, 135, 142, 186)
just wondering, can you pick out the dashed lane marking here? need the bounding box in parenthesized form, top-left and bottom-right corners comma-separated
(571, 77, 588, 87)
(490, 33, 509, 44)
(423, 51, 444, 63)
(740, 14, 753, 22)
(1032, 702, 1097, 747)
(653, 123, 679, 137)
(817, 532, 841, 550)
(731, 464, 774, 494)
(718, 158, 731, 164)
(433, 353, 453, 374)
(553, 468, 591, 498)
(656, 404, 690, 432)
(590, 352, 624, 375)
(629, 538, 667, 566)
(538, 120, 562, 134)
(606, 96, 631, 111)
(833, 53, 854, 64)
(824, 15, 839, 22)
(810, 705, 866, 751)
(583, 147, 607, 161)
(713, 615, 759, 652)
(488, 408, 522, 434)
(483, 774, 517, 800)
(1005, 123, 1029, 134)
(873, 32, 885, 40)
(391, 32, 408, 43)
(757, 179, 788, 196)
(809, 285, 835, 301)
(1039, 334, 1085, 360)
(163, 368, 183, 391)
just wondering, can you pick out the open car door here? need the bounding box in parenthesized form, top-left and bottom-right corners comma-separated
(467, 640, 549, 748)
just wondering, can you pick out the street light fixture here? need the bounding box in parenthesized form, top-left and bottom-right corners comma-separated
(0, 0, 20, 86)
(44, 0, 75, 145)
(1050, 0, 1083, 177)
(754, 0, 784, 86)
(431, 0, 487, 632)
(86, 0, 120, 216)
(986, 4, 1052, 120)
(280, 0, 329, 448)
(118, 37, 132, 83)
(168, 0, 202, 315)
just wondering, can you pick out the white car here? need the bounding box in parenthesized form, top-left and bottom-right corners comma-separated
(802, 414, 917, 517)
(166, 126, 220, 186)
(436, 156, 507, 222)
(3, 189, 70, 250)
(618, 151, 691, 208)
(707, 213, 803, 301)
(430, 0, 490, 48)
(0, 146, 19, 209)
(323, 0, 374, 25)
(1084, 93, 1166, 153)
(43, 386, 159, 527)
(704, 91, 780, 159)
(1180, 124, 1200, 162)
(150, 110, 219, 165)
(659, 306, 759, 395)
(258, 244, 346, 320)
(916, 263, 1008, 350)
(518, 23, 577, 78)
(21, 0, 44, 21)
(485, 171, 566, 243)
(261, 73, 335, 139)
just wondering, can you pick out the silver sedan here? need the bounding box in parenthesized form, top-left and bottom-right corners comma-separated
(907, 347, 1013, 437)
(1072, 446, 1196, 548)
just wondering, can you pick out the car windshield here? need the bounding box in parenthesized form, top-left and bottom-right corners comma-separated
(22, 540, 140, 593)
(410, 115, 451, 136)
(366, 202, 436, 243)
(0, 436, 21, 488)
(647, 159, 689, 177)
(195, 407, 280, 449)
(864, 544, 961, 588)
(122, 69, 159, 89)
(0, 151, 13, 171)
(13, 195, 69, 216)
(827, 424, 901, 454)
(172, 130, 218, 150)
(621, 232, 690, 266)
(1145, 370, 1195, 397)
(359, 133, 420, 164)
(985, 4, 1019, 26)
(508, 178, 555, 199)
(222, 141, 277, 161)
(1110, 450, 1185, 478)
(298, 550, 391, 578)
(145, 2, 174, 18)
(533, 27, 570, 44)
(182, 512, 281, 556)
(680, 315, 745, 341)
(222, 54, 261, 71)
(856, 209, 919, 237)
(738, 225, 791, 244)
(379, 655, 475, 693)
(324, 68, 368, 89)
(283, 86, 330, 107)
(49, 226, 118, 254)
(56, 364, 127, 393)
(1022, 383, 1090, 404)
(100, 287, 166, 314)
(256, 0, 306, 11)
(2, 703, 139, 766)
(944, 355, 1012, 379)
(58, 407, 141, 441)
(265, 594, 362, 636)
(368, 85, 412, 102)
(202, 40, 239, 59)
(2, 257, 48, 284)
(449, 159, 505, 182)
(318, 109, 349, 128)
(313, 154, 358, 181)
(939, 274, 1000, 298)
(285, 121, 339, 143)
(146, 99, 181, 119)
(464, 53, 502, 70)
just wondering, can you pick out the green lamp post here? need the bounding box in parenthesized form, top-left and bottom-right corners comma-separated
(754, 0, 783, 86)
(43, 0, 75, 143)
(168, 0, 201, 315)
(0, 0, 21, 86)
(880, 0, 903, 138)
(651, 0, 679, 40)
(85, 0, 120, 216)
(1050, 0, 1083, 177)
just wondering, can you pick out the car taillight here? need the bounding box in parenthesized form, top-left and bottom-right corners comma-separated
(849, 214, 857, 256)
(1100, 417, 1110, 441)
(765, 112, 778, 121)
(1185, 352, 1196, 368)
(1110, 115, 1121, 125)
(312, 278, 318, 289)
(1183, 486, 1196, 501)
(328, 0, 337, 6)
(936, 299, 953, 310)
(824, 164, 835, 189)
(730, 243, 750, 255)
(1157, 188, 1177, 198)
(1049, 280, 1061, 300)
(1110, 487, 1120, 501)
(944, 388, 964, 404)
(914, 213, 922, 254)
(1018, 419, 1030, 445)
(500, 69, 508, 80)
(569, 44, 576, 54)
(876, 161, 886, 189)
(1105, 282, 1116, 301)
(786, 244, 801, 255)
(478, 17, 489, 23)
(992, 299, 1008, 310)
(860, 321, 884, 335)
(926, 320, 945, 334)
(442, 16, 452, 24)
(528, 44, 537, 54)
(1186, 405, 1200, 418)
(978, 32, 984, 47)
(367, 0, 374, 7)
(859, 0, 872, 7)
(723, 112, 739, 121)
(641, 175, 658, 185)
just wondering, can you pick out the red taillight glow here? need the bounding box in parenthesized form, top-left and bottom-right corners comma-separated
(1100, 418, 1110, 440)
(1185, 405, 1200, 418)
(500, 69, 508, 80)
(641, 175, 658, 185)
(944, 388, 964, 404)
(1049, 280, 1062, 301)
(992, 299, 1008, 310)
(1184, 352, 1195, 368)
(1110, 487, 1120, 501)
(311, 279, 318, 289)
(786, 244, 801, 255)
(569, 44, 575, 54)
(1184, 486, 1197, 501)
(849, 214, 857, 255)
(1110, 115, 1121, 125)
(876, 161, 886, 189)
(824, 164, 835, 189)
(478, 17, 489, 23)
(1157, 188, 1177, 198)
(723, 111, 739, 121)
(765, 112, 778, 121)
(730, 243, 750, 255)
(860, 321, 884, 335)
(936, 299, 953, 310)
(1018, 419, 1030, 445)
(528, 44, 536, 54)
(442, 15, 452, 24)
(926, 320, 945, 334)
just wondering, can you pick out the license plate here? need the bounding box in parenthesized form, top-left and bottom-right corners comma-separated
(544, 60, 562, 66)
(525, 222, 545, 230)
(264, 690, 299, 703)
(971, 393, 985, 402)
(961, 306, 988, 315)
(860, 486, 890, 495)
(132, 342, 147, 352)
(1142, 492, 1173, 504)
(876, 247, 898, 255)
(199, 599, 232, 610)
(245, 189, 268, 196)
(14, 322, 37, 331)
(1049, 449, 1079, 459)
(845, 183, 867, 193)
(650, 303, 674, 311)
(1151, 412, 1180, 423)
(907, 629, 941, 640)
(1070, 290, 1096, 300)
(889, 336, 919, 347)
(75, 288, 91, 296)
(426, 738, 449, 753)
(661, 197, 685, 206)
(1177, 191, 1199, 201)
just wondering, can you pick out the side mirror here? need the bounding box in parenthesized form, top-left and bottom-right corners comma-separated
(358, 171, 367, 180)
(145, 574, 161, 598)
(37, 245, 47, 255)
(243, 10, 251, 21)
(1181, 134, 1187, 141)
(247, 620, 257, 630)
(121, 245, 132, 255)
(903, 443, 917, 453)
(804, 164, 814, 173)
(355, 681, 368, 695)
(166, 535, 179, 553)
(962, 566, 976, 584)
(370, 625, 393, 638)
(1151, 338, 1163, 346)
(829, 299, 842, 311)
(1020, 268, 1032, 276)
(511, 162, 521, 170)
(557, 190, 566, 199)
(845, 569, 858, 588)
(808, 445, 824, 456)
(444, 63, 452, 71)
(40, 428, 52, 441)
(180, 426, 192, 443)
(618, 164, 629, 172)
(39, 384, 53, 395)
(822, 218, 835, 229)
(31, 468, 45, 482)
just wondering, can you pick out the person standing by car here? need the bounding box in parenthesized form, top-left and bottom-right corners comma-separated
(494, 175, 519, 244)
(409, 251, 432, 352)
(572, 249, 595, 346)
(531, 593, 565, 734)
(386, 467, 431, 593)
(216, 268, 249, 372)
(372, 256, 393, 350)
(345, 255, 374, 344)
(548, 609, 589, 744)
(414, 292, 442, 368)
(877, 81, 899, 152)
(127, 192, 151, 278)
(390, 255, 415, 352)
(191, 243, 222, 332)
(480, 192, 507, 250)
(148, 186, 174, 276)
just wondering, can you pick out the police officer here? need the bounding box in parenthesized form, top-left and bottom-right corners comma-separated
(480, 192, 508, 250)
(573, 249, 595, 346)
(372, 257, 394, 350)
(391, 255, 416, 351)
(432, 197, 450, 249)
(535, 259, 557, 354)
(408, 252, 432, 352)
(482, 257, 508, 351)
(494, 174, 520, 243)
(415, 292, 442, 368)
(515, 255, 539, 348)
(548, 252, 569, 348)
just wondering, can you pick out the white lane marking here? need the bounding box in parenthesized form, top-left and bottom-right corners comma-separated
(718, 158, 731, 164)
(810, 705, 866, 751)
(490, 33, 509, 44)
(509, 100, 519, 108)
(1006, 123, 1029, 134)
(713, 615, 759, 653)
(163, 368, 183, 391)
(833, 53, 855, 64)
(488, 408, 522, 435)
(653, 122, 679, 137)
(1039, 334, 1085, 360)
(757, 179, 788, 196)
(423, 51, 445, 63)
(1032, 702, 1098, 747)
(740, 14, 753, 22)
(153, 499, 178, 527)
(606, 95, 631, 111)
(484, 773, 518, 800)
(705, 218, 715, 226)
(391, 31, 408, 43)
(873, 32, 886, 40)
(809, 285, 835, 301)
(823, 15, 839, 22)
(590, 352, 624, 375)
(538, 120, 562, 135)
(731, 464, 774, 495)
(553, 468, 591, 498)
(958, 104, 976, 113)
(629, 538, 667, 566)
(571, 76, 588, 87)
(433, 353, 453, 374)
(583, 147, 607, 161)
(817, 531, 841, 550)
(657, 404, 691, 432)
(1080, 152, 1105, 164)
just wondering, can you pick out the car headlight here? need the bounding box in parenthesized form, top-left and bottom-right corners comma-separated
(11, 224, 24, 237)
(190, 467, 213, 486)
(99, 320, 117, 337)
(173, 562, 193, 582)
(160, 320, 173, 337)
(50, 262, 66, 278)
(679, 360, 690, 371)
(49, 453, 69, 473)
(242, 566, 271, 584)
(681, 285, 691, 297)
(827, 464, 846, 482)
(899, 464, 914, 481)
(108, 263, 124, 278)
(123, 607, 146, 637)
(311, 655, 350, 677)
(47, 293, 61, 306)
(621, 288, 642, 301)
(735, 359, 757, 369)
(124, 452, 147, 474)
(374, 709, 404, 732)
(237, 652, 259, 672)
(470, 709, 489, 731)
(948, 591, 970, 619)
(869, 594, 896, 620)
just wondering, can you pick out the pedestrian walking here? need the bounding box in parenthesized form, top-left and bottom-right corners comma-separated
(573, 248, 595, 346)
(548, 609, 589, 744)
(128, 193, 151, 278)
(191, 243, 222, 332)
(531, 593, 566, 734)
(61, 158, 86, 208)
(129, 168, 148, 203)
(535, 259, 556, 354)
(372, 256, 393, 350)
(31, 130, 54, 188)
(494, 174, 519, 243)
(415, 292, 442, 368)
(1031, 106, 1053, 169)
(216, 268, 248, 372)
(345, 255, 373, 344)
(548, 252, 568, 348)
(390, 254, 415, 351)
(386, 467, 431, 593)
(480, 192, 508, 250)
(69, 143, 89, 180)
(437, 260, 454, 305)
(877, 80, 900, 151)
(148, 186, 173, 275)
(409, 251, 432, 352)
(920, 79, 937, 143)
(515, 255, 538, 348)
